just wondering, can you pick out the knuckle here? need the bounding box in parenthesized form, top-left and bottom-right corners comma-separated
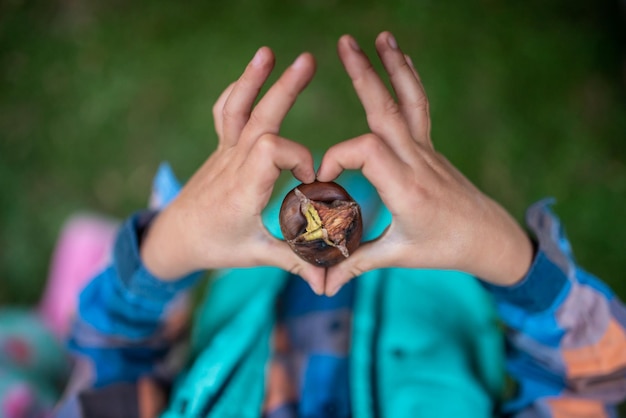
(222, 105, 237, 122)
(382, 96, 400, 115)
(254, 133, 280, 154)
(349, 265, 364, 279)
(288, 262, 303, 276)
(412, 94, 430, 112)
(367, 98, 401, 133)
(360, 134, 384, 153)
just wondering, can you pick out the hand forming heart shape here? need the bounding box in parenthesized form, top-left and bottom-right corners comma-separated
(140, 32, 534, 296)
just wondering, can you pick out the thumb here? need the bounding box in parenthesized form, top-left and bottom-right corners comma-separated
(324, 238, 393, 296)
(257, 237, 327, 295)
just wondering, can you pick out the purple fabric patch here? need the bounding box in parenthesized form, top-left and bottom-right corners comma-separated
(557, 283, 611, 349)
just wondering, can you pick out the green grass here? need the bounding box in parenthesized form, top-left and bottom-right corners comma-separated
(1, 0, 625, 309)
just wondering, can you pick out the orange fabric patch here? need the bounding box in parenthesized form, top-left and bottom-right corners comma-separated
(263, 325, 297, 413)
(263, 360, 297, 412)
(138, 377, 166, 418)
(562, 318, 626, 378)
(547, 397, 607, 418)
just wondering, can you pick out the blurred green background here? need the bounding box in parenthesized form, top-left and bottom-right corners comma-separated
(1, 0, 625, 306)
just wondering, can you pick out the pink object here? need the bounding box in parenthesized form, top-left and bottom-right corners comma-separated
(37, 214, 118, 339)
(2, 384, 34, 418)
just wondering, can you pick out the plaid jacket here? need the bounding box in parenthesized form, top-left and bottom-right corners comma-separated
(54, 164, 626, 417)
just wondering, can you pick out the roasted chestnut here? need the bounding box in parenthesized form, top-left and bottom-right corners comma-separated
(279, 181, 363, 267)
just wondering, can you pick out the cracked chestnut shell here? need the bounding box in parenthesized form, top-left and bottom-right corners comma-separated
(279, 181, 363, 267)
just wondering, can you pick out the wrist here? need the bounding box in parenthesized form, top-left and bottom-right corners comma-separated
(468, 202, 534, 286)
(489, 226, 534, 286)
(140, 207, 197, 281)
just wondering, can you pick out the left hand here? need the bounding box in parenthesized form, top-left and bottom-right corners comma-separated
(317, 32, 534, 295)
(141, 48, 327, 293)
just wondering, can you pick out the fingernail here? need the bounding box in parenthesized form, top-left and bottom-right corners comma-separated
(349, 37, 360, 52)
(252, 48, 265, 67)
(387, 34, 398, 50)
(292, 53, 306, 69)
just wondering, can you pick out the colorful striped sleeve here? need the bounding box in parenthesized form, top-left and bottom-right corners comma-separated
(67, 210, 202, 387)
(54, 163, 201, 417)
(483, 199, 626, 418)
(53, 211, 202, 417)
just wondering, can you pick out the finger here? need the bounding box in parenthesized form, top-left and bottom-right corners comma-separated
(221, 47, 275, 147)
(325, 238, 396, 296)
(374, 32, 431, 146)
(336, 35, 413, 151)
(254, 237, 327, 295)
(316, 134, 409, 203)
(212, 82, 236, 143)
(403, 53, 432, 142)
(240, 53, 316, 145)
(243, 134, 316, 196)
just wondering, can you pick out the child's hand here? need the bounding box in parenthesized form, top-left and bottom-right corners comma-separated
(317, 32, 534, 295)
(141, 47, 326, 292)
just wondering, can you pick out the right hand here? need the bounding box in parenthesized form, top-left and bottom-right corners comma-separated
(317, 33, 533, 295)
(140, 47, 327, 293)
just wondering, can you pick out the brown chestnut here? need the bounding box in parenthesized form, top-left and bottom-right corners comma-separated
(279, 181, 363, 267)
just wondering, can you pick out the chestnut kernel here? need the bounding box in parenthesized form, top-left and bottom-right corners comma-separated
(279, 181, 363, 267)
